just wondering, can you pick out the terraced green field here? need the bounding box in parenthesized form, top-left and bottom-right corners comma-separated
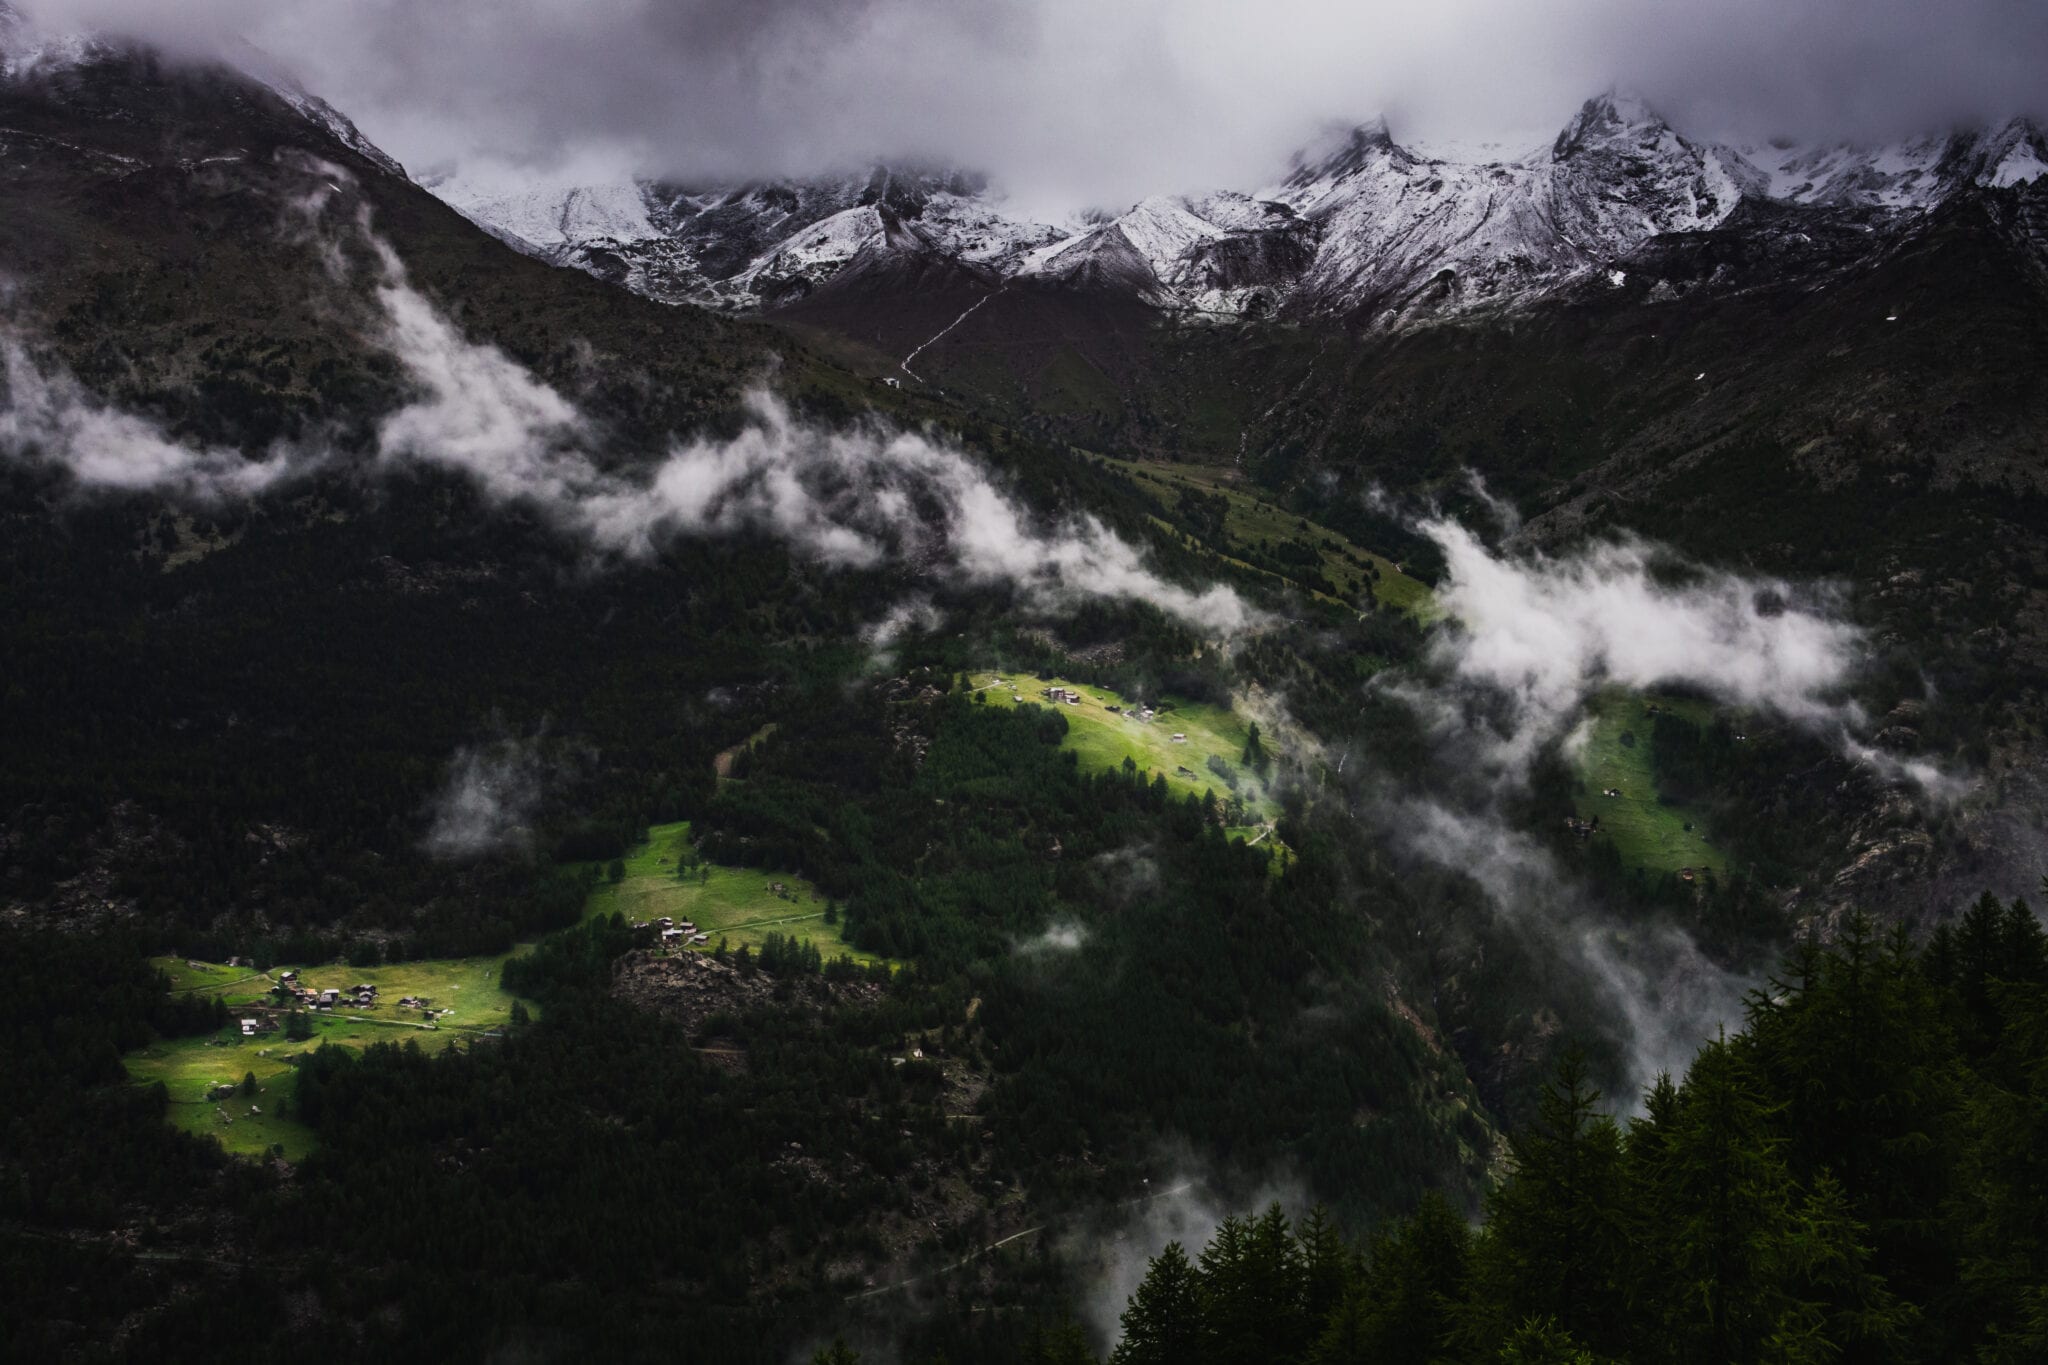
(1103, 455, 1434, 616)
(1571, 693, 1721, 877)
(971, 671, 1281, 826)
(130, 953, 529, 1158)
(582, 820, 889, 966)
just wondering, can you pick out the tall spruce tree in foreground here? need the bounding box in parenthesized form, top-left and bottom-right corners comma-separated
(1743, 915, 1960, 1324)
(1464, 1048, 1627, 1356)
(1957, 975, 2048, 1362)
(1651, 1038, 1790, 1359)
(1110, 1241, 1204, 1365)
(1201, 1205, 1309, 1364)
(1296, 1204, 1350, 1325)
(1310, 1190, 1469, 1365)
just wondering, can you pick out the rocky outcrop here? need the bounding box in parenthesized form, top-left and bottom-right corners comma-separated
(610, 948, 880, 1041)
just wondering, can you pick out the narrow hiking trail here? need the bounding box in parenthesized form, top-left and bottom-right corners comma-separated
(846, 1180, 1196, 1302)
(901, 287, 1002, 382)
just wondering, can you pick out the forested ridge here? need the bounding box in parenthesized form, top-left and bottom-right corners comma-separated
(1078, 896, 2048, 1365)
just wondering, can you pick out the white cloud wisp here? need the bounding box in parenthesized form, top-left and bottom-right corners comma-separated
(364, 250, 1256, 633)
(0, 226, 1256, 638)
(0, 335, 310, 497)
(1425, 517, 1861, 741)
(422, 738, 545, 858)
(1411, 516, 1963, 803)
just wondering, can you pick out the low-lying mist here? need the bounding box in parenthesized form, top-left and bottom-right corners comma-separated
(375, 252, 1254, 632)
(1348, 504, 1967, 1104)
(421, 737, 547, 859)
(1385, 793, 1753, 1098)
(1376, 511, 1965, 805)
(1422, 517, 1860, 777)
(0, 334, 309, 498)
(0, 190, 1255, 637)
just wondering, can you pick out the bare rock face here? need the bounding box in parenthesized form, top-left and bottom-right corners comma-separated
(0, 800, 163, 930)
(1810, 788, 1939, 932)
(1797, 738, 2048, 940)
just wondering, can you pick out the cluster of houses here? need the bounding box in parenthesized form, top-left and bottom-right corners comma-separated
(272, 972, 383, 1013)
(1030, 683, 1185, 736)
(260, 975, 453, 1021)
(653, 915, 711, 947)
(1562, 814, 1602, 840)
(239, 1016, 274, 1038)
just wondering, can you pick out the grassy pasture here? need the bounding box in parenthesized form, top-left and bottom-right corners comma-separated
(126, 1034, 317, 1160)
(1103, 455, 1434, 616)
(582, 820, 889, 967)
(1571, 693, 1721, 876)
(970, 671, 1280, 826)
(156, 953, 524, 1030)
(129, 953, 531, 1158)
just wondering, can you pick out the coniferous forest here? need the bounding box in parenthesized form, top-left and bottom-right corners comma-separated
(1091, 898, 2048, 1365)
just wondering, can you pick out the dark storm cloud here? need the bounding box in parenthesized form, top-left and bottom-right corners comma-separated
(28, 1, 2048, 202)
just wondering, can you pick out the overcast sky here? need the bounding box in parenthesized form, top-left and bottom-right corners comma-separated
(32, 0, 2048, 206)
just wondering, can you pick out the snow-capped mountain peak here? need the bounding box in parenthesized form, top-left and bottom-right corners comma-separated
(423, 89, 2047, 329)
(418, 172, 655, 250)
(1963, 116, 2048, 189)
(1545, 92, 1756, 244)
(0, 1, 107, 80)
(1, 1, 405, 178)
(1281, 116, 1412, 189)
(1551, 90, 1670, 158)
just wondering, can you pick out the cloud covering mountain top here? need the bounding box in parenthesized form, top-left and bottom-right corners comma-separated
(18, 0, 2048, 210)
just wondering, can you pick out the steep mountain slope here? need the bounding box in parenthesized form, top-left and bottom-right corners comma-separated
(760, 140, 2048, 926)
(0, 29, 1521, 1353)
(0, 1, 401, 177)
(0, 9, 819, 459)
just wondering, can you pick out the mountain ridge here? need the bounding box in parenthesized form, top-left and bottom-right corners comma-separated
(429, 90, 2047, 329)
